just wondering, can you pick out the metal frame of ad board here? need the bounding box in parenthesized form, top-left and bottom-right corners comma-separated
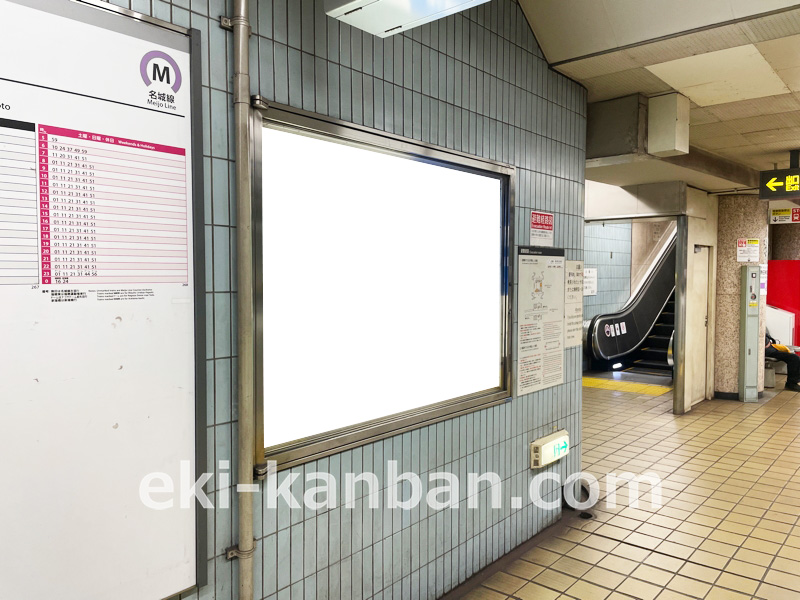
(251, 101, 515, 473)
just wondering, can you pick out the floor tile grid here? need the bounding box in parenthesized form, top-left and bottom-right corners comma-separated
(572, 387, 800, 599)
(454, 385, 800, 600)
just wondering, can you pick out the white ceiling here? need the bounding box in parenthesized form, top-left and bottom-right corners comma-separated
(519, 0, 800, 173)
(646, 45, 789, 107)
(519, 0, 800, 64)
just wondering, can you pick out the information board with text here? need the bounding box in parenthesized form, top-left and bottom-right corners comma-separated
(517, 247, 565, 396)
(565, 260, 584, 348)
(0, 1, 204, 599)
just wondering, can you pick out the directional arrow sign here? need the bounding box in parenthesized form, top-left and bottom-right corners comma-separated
(766, 177, 783, 192)
(760, 168, 800, 199)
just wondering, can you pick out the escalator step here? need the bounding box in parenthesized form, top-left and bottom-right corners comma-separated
(624, 366, 674, 377)
(634, 359, 672, 370)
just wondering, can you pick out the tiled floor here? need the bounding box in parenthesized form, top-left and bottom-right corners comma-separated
(448, 378, 800, 599)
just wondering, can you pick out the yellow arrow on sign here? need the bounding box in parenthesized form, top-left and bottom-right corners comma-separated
(767, 177, 784, 192)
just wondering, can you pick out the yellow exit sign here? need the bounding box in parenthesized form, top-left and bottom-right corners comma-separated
(760, 168, 800, 199)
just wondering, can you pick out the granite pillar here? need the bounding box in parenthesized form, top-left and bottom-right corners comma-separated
(714, 196, 769, 396)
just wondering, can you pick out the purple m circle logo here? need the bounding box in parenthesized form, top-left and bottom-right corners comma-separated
(140, 50, 182, 93)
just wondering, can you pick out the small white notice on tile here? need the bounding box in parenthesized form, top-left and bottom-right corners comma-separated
(584, 268, 597, 296)
(737, 238, 759, 262)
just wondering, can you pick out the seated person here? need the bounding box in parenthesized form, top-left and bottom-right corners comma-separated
(766, 332, 800, 392)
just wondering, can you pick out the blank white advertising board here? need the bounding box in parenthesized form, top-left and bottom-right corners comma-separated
(0, 1, 204, 599)
(259, 125, 504, 451)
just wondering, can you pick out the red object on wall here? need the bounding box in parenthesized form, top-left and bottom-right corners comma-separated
(767, 260, 800, 346)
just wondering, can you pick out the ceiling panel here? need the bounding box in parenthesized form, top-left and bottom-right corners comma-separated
(705, 93, 800, 120)
(742, 126, 800, 144)
(521, 0, 799, 63)
(693, 133, 751, 150)
(741, 9, 800, 44)
(555, 52, 642, 80)
(690, 106, 722, 125)
(723, 111, 800, 133)
(645, 45, 789, 106)
(622, 24, 751, 67)
(583, 68, 672, 102)
(523, 1, 800, 174)
(690, 122, 741, 140)
(519, 0, 618, 63)
(757, 33, 800, 69)
(600, 0, 738, 48)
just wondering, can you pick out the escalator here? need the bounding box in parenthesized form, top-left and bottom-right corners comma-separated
(584, 232, 676, 376)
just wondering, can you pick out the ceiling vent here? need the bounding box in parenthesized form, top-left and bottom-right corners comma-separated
(648, 93, 690, 157)
(325, 0, 491, 38)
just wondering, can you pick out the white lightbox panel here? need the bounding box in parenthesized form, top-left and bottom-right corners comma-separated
(262, 127, 503, 448)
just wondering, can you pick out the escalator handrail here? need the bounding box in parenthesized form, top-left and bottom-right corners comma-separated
(589, 234, 676, 361)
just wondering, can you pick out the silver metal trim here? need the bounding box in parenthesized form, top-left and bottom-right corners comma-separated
(254, 103, 515, 471)
(673, 215, 689, 414)
(72, 0, 190, 34)
(667, 330, 674, 367)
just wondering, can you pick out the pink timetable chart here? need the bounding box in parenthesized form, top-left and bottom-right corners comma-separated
(37, 125, 188, 285)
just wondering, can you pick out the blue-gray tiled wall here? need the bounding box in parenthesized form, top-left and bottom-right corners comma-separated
(583, 222, 631, 321)
(104, 0, 587, 598)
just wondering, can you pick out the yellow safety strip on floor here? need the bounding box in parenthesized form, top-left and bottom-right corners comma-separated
(582, 376, 672, 396)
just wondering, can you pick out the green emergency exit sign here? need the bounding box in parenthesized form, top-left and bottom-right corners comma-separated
(760, 168, 800, 200)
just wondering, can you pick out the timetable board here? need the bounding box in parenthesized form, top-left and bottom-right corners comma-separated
(0, 1, 204, 600)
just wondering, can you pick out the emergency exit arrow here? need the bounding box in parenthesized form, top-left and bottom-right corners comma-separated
(767, 177, 784, 192)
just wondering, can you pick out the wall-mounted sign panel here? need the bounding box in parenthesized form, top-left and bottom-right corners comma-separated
(0, 1, 204, 599)
(737, 238, 760, 263)
(584, 267, 598, 296)
(530, 210, 554, 247)
(759, 168, 800, 200)
(565, 260, 584, 348)
(517, 247, 565, 396)
(770, 206, 800, 224)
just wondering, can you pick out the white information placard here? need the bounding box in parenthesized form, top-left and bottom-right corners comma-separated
(565, 260, 584, 348)
(584, 267, 597, 296)
(517, 247, 565, 396)
(737, 238, 760, 262)
(0, 1, 204, 599)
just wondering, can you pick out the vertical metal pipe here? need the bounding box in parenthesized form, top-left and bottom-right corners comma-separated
(232, 0, 255, 598)
(673, 215, 689, 415)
